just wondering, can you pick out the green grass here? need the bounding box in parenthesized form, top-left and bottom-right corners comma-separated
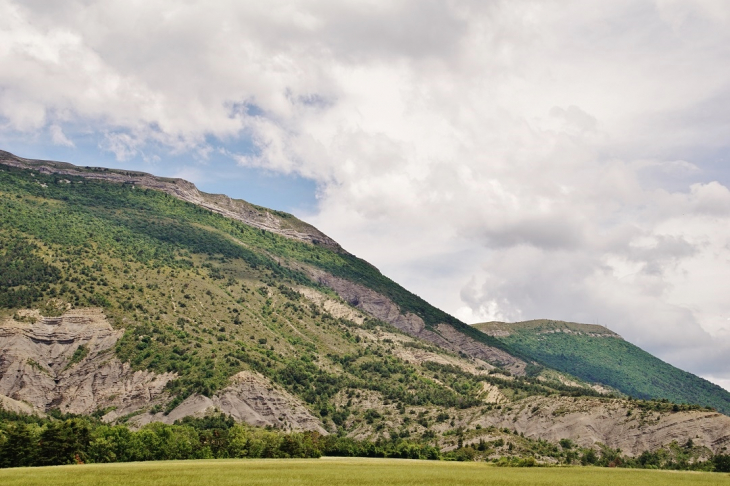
(0, 458, 727, 486)
(474, 320, 730, 415)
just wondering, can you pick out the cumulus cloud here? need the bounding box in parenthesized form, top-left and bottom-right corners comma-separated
(2, 0, 730, 385)
(49, 124, 74, 147)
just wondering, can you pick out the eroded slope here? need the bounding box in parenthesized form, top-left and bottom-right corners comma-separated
(0, 308, 172, 416)
(0, 308, 326, 431)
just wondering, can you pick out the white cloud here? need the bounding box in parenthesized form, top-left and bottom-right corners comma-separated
(49, 124, 74, 147)
(2, 0, 730, 386)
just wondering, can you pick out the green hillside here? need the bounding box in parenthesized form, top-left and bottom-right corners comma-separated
(474, 320, 730, 415)
(4, 154, 730, 468)
(0, 163, 458, 408)
(0, 160, 600, 428)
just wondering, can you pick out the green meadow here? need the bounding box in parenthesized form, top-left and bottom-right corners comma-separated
(0, 458, 728, 486)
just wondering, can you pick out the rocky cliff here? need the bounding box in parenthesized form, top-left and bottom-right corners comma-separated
(0, 308, 173, 417)
(0, 150, 342, 252)
(305, 268, 527, 375)
(0, 308, 325, 432)
(130, 371, 326, 433)
(472, 395, 730, 456)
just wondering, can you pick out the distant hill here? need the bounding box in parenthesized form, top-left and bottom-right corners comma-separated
(474, 320, 730, 415)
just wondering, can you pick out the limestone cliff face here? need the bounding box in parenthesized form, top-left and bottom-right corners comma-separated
(471, 395, 730, 456)
(129, 371, 326, 434)
(0, 150, 342, 252)
(0, 308, 173, 417)
(0, 309, 325, 432)
(305, 268, 527, 375)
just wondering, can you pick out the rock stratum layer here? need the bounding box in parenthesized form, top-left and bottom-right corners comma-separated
(0, 308, 325, 432)
(0, 308, 173, 417)
(0, 150, 342, 252)
(472, 395, 730, 456)
(306, 268, 527, 375)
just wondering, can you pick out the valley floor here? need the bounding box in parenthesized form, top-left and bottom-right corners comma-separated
(0, 457, 728, 486)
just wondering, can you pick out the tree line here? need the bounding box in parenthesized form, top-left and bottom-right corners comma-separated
(0, 410, 438, 468)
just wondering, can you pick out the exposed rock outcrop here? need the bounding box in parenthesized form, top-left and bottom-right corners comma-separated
(297, 287, 366, 324)
(0, 394, 38, 415)
(0, 309, 325, 432)
(303, 269, 526, 375)
(435, 323, 526, 375)
(130, 371, 326, 433)
(481, 383, 507, 404)
(0, 150, 342, 252)
(474, 396, 730, 456)
(0, 308, 174, 416)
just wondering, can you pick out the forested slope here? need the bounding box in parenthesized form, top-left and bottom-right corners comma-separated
(474, 320, 730, 415)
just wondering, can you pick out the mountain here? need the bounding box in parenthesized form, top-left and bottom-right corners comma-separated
(473, 320, 730, 415)
(1, 149, 730, 459)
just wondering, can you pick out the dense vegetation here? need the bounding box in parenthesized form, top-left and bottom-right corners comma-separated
(475, 321, 730, 415)
(1, 407, 729, 472)
(0, 239, 61, 308)
(0, 408, 438, 467)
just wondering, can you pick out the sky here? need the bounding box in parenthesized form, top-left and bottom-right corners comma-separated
(1, 0, 730, 391)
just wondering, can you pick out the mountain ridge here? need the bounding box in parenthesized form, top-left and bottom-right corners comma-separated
(477, 319, 621, 338)
(2, 149, 730, 460)
(0, 150, 343, 252)
(0, 149, 530, 373)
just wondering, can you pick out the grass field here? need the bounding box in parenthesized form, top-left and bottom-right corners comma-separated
(1, 458, 728, 486)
